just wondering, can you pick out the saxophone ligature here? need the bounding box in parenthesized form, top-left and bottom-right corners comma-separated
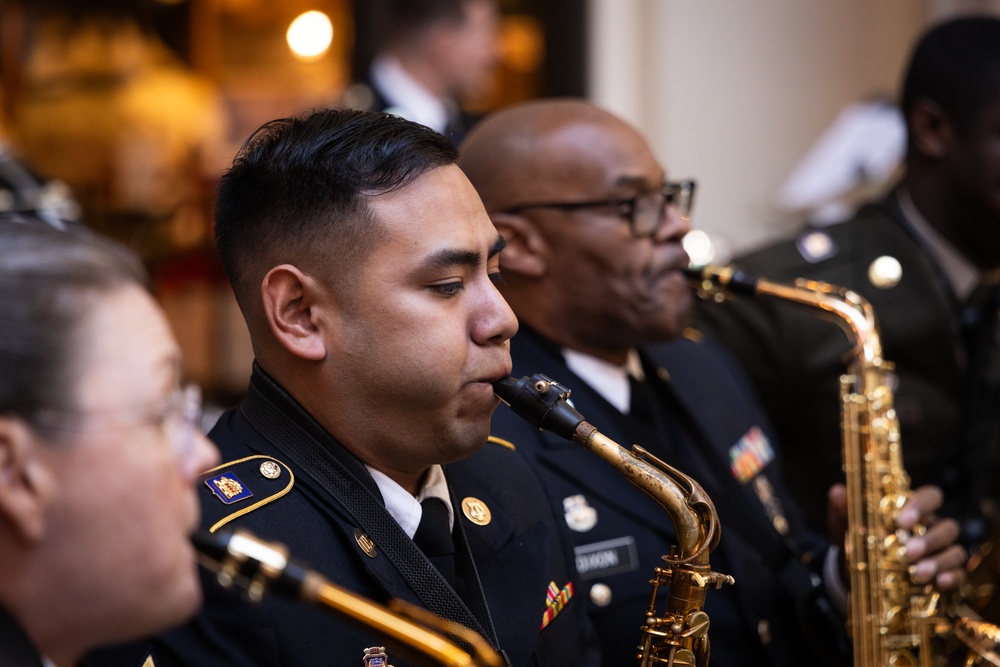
(193, 529, 504, 667)
(493, 374, 734, 667)
(685, 264, 1000, 667)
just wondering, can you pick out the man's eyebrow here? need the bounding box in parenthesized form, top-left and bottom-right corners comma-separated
(423, 235, 508, 272)
(488, 235, 507, 259)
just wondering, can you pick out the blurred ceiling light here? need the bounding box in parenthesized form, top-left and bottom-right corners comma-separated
(287, 11, 334, 61)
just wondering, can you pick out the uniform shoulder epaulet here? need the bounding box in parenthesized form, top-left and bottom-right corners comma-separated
(199, 454, 294, 534)
(487, 435, 516, 451)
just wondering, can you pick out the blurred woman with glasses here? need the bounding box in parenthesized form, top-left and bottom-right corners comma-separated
(0, 220, 218, 667)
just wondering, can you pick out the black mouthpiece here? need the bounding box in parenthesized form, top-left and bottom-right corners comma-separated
(492, 374, 586, 440)
(684, 265, 760, 296)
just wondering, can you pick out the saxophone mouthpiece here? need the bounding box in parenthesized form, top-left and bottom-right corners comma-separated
(492, 374, 586, 440)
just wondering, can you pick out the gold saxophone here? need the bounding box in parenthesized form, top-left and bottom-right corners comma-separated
(193, 529, 505, 667)
(686, 264, 1000, 667)
(493, 374, 734, 667)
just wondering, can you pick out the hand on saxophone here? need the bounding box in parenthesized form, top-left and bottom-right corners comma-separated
(827, 483, 968, 591)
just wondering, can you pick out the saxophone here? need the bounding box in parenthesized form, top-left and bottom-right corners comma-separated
(193, 529, 505, 667)
(686, 264, 1000, 667)
(493, 374, 734, 667)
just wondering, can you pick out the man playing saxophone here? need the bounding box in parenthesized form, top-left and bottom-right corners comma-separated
(88, 108, 599, 667)
(458, 99, 967, 666)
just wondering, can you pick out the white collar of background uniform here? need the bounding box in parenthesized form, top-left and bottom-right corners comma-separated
(366, 463, 454, 538)
(898, 187, 989, 301)
(370, 54, 450, 134)
(562, 347, 645, 414)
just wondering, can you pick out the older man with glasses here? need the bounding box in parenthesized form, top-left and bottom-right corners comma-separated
(458, 99, 966, 667)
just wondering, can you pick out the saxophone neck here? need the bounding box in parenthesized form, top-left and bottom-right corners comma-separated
(687, 264, 884, 370)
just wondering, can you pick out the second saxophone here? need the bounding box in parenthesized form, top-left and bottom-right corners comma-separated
(686, 264, 997, 667)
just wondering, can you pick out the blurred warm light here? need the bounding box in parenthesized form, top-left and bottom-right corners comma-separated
(500, 15, 543, 73)
(287, 11, 334, 61)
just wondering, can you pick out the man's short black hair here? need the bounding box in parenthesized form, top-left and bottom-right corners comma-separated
(902, 16, 1000, 133)
(385, 0, 471, 35)
(215, 107, 458, 314)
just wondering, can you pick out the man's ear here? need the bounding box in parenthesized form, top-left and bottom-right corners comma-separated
(260, 264, 329, 361)
(908, 98, 953, 160)
(491, 212, 548, 278)
(0, 418, 54, 543)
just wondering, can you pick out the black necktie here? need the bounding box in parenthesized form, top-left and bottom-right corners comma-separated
(413, 497, 457, 589)
(628, 373, 660, 431)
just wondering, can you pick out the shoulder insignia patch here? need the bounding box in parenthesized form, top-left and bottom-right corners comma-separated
(796, 230, 838, 263)
(205, 472, 252, 504)
(198, 455, 295, 534)
(487, 435, 516, 451)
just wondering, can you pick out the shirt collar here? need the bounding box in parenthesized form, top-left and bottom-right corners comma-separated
(366, 464, 453, 538)
(898, 187, 983, 301)
(370, 54, 450, 133)
(562, 347, 643, 414)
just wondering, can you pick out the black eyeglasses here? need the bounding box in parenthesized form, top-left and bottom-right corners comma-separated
(502, 180, 696, 238)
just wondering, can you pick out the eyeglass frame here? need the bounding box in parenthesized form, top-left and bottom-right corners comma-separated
(31, 382, 204, 471)
(501, 180, 697, 238)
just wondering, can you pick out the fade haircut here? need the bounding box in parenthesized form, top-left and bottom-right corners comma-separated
(0, 220, 147, 432)
(214, 108, 458, 318)
(902, 16, 1000, 136)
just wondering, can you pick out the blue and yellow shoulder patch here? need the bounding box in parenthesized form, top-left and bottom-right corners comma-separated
(198, 455, 294, 533)
(487, 435, 516, 451)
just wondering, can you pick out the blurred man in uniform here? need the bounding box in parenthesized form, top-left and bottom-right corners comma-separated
(458, 98, 966, 666)
(342, 0, 500, 144)
(0, 220, 218, 666)
(694, 16, 1000, 545)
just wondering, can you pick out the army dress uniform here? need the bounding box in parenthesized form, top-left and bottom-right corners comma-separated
(90, 364, 597, 667)
(490, 327, 850, 667)
(694, 193, 998, 542)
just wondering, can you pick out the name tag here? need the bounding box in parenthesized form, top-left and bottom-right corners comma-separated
(574, 536, 638, 580)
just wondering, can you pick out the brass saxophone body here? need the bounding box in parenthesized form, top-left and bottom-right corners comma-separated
(493, 374, 734, 667)
(193, 529, 504, 667)
(686, 265, 942, 667)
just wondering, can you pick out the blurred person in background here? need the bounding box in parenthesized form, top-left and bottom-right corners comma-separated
(0, 219, 218, 666)
(694, 16, 1000, 548)
(342, 0, 500, 145)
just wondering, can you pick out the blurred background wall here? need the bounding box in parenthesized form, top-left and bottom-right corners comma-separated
(1, 0, 997, 402)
